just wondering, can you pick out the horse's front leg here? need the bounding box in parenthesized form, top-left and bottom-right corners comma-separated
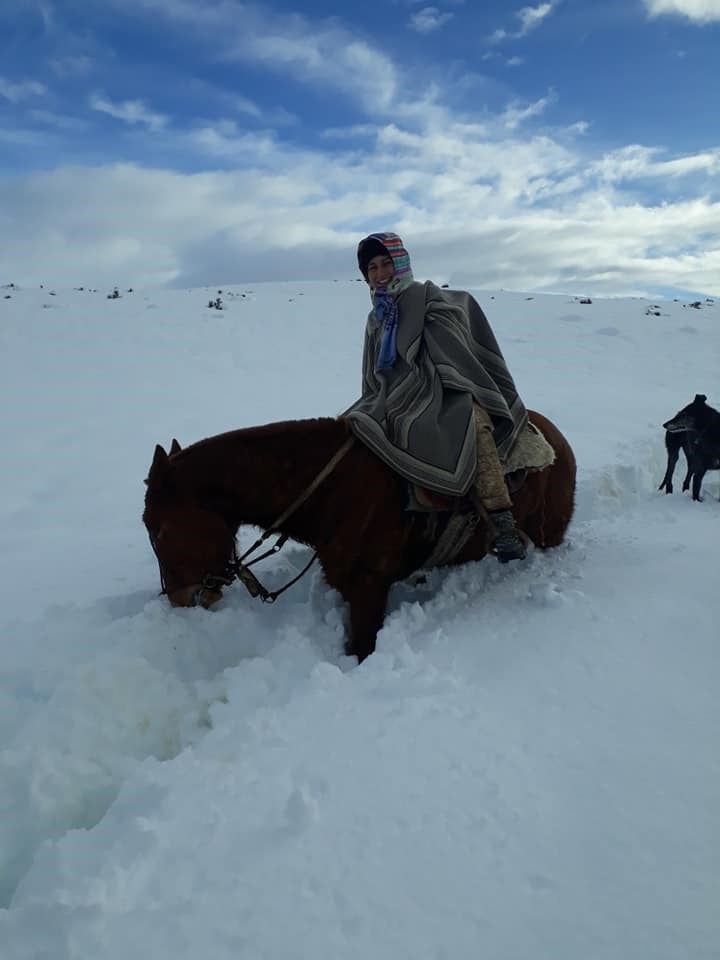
(340, 573, 392, 663)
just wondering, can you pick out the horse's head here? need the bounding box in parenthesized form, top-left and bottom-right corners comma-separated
(143, 442, 236, 608)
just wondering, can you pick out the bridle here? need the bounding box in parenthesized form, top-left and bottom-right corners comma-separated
(151, 435, 354, 606)
(197, 532, 317, 605)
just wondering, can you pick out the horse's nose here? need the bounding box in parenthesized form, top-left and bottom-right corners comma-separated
(167, 584, 223, 608)
(167, 585, 200, 607)
(194, 586, 223, 608)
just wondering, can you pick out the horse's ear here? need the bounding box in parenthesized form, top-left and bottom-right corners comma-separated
(170, 438, 182, 455)
(146, 444, 175, 491)
(149, 444, 170, 480)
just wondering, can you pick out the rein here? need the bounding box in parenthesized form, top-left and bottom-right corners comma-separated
(199, 434, 354, 605)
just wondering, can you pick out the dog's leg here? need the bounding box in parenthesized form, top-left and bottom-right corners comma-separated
(680, 437, 694, 492)
(659, 431, 681, 493)
(691, 467, 705, 502)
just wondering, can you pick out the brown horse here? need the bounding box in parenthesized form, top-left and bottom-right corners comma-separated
(143, 412, 576, 662)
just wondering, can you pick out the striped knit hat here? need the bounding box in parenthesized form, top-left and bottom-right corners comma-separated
(357, 232, 413, 283)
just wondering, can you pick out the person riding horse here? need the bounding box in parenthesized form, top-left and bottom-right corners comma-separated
(343, 232, 531, 563)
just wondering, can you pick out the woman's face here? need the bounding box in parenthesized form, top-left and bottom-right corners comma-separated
(367, 253, 395, 289)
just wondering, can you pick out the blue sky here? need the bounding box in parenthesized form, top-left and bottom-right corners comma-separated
(1, 0, 719, 295)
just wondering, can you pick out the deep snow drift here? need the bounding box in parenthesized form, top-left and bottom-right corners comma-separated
(1, 279, 718, 959)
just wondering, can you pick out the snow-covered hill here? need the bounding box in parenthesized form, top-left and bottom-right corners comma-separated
(1, 280, 718, 959)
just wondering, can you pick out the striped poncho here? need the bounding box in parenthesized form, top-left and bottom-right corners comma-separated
(343, 280, 528, 496)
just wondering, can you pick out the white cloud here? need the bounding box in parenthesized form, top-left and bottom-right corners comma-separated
(50, 55, 94, 77)
(501, 94, 554, 129)
(29, 109, 87, 131)
(409, 6, 454, 33)
(109, 0, 402, 117)
(37, 1, 54, 33)
(0, 126, 48, 146)
(517, 2, 556, 35)
(0, 0, 717, 298)
(643, 0, 720, 22)
(235, 28, 400, 116)
(593, 144, 662, 182)
(186, 121, 280, 161)
(0, 77, 47, 103)
(89, 94, 168, 132)
(321, 124, 377, 140)
(490, 2, 558, 42)
(2, 121, 718, 297)
(593, 143, 720, 181)
(230, 95, 295, 126)
(234, 95, 262, 118)
(568, 120, 590, 135)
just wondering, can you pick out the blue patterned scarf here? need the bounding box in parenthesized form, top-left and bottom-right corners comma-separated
(369, 243, 414, 372)
(373, 288, 399, 372)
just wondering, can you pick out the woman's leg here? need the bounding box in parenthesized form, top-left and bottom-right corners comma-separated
(472, 406, 527, 562)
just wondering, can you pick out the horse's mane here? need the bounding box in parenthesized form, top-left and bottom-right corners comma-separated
(170, 416, 349, 463)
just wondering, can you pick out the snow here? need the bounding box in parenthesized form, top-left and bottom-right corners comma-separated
(1, 279, 718, 959)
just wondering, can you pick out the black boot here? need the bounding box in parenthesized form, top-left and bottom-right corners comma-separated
(488, 509, 527, 563)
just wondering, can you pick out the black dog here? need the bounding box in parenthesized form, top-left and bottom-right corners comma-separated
(659, 394, 720, 501)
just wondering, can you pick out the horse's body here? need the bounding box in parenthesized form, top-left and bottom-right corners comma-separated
(143, 413, 576, 662)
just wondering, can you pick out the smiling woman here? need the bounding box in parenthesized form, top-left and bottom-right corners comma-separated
(346, 230, 556, 563)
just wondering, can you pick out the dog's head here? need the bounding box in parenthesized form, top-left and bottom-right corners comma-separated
(663, 394, 709, 433)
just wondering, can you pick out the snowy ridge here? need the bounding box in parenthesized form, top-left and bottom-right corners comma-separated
(0, 282, 718, 959)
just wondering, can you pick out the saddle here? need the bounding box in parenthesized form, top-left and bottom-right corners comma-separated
(409, 469, 528, 570)
(407, 420, 555, 569)
(407, 468, 528, 512)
